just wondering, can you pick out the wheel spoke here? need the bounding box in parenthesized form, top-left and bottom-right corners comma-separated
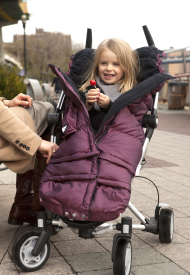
(24, 239, 36, 249)
(33, 256, 41, 262)
(22, 251, 30, 264)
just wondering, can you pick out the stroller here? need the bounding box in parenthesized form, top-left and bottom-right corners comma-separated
(12, 26, 174, 275)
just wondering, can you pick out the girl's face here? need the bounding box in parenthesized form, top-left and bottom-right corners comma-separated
(98, 50, 124, 84)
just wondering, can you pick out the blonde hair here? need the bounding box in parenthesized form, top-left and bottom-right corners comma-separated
(79, 38, 139, 93)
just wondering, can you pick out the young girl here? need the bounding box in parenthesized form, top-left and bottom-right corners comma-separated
(79, 38, 139, 131)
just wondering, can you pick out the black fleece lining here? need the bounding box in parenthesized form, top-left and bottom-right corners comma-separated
(49, 65, 174, 136)
(68, 48, 94, 87)
(96, 73, 174, 135)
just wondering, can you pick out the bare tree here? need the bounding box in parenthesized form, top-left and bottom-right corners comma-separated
(5, 30, 83, 82)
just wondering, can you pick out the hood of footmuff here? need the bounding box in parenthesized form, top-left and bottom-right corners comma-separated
(136, 46, 166, 82)
(66, 48, 94, 87)
(66, 46, 167, 89)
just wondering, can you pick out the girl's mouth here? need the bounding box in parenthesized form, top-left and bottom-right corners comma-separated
(104, 74, 115, 79)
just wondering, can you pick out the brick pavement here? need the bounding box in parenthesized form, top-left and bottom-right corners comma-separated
(0, 105, 190, 275)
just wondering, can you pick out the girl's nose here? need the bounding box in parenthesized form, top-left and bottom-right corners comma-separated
(106, 64, 112, 70)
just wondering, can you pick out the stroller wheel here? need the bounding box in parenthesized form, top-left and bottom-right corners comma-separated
(159, 208, 174, 243)
(12, 231, 50, 272)
(113, 238, 132, 275)
(46, 209, 60, 235)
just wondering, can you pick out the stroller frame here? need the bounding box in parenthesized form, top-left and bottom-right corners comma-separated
(12, 26, 174, 275)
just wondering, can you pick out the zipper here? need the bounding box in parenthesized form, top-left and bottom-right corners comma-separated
(95, 126, 108, 145)
(95, 115, 115, 144)
(88, 123, 110, 217)
(88, 123, 112, 217)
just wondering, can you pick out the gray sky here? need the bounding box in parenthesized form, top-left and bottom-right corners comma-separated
(2, 0, 190, 50)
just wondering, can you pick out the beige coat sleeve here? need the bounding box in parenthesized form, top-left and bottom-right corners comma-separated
(0, 101, 42, 157)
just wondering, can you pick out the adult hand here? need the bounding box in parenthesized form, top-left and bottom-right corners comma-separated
(97, 93, 110, 109)
(86, 88, 100, 111)
(38, 140, 59, 164)
(4, 93, 33, 108)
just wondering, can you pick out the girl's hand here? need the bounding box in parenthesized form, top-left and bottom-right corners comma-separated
(4, 93, 33, 108)
(97, 93, 110, 109)
(86, 88, 100, 111)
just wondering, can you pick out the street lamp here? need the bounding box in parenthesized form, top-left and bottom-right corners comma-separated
(21, 14, 27, 76)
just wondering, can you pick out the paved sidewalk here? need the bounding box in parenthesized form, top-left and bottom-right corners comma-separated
(0, 105, 190, 275)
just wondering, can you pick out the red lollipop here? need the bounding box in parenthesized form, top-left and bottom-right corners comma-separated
(90, 80, 96, 87)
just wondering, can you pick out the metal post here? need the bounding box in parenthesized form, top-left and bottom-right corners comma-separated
(23, 22, 27, 76)
(182, 50, 186, 74)
(0, 26, 4, 63)
(21, 14, 27, 77)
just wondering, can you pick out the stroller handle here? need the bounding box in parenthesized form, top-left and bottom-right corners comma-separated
(85, 28, 92, 49)
(86, 26, 155, 48)
(142, 25, 155, 47)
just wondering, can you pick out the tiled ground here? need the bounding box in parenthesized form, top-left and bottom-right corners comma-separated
(0, 106, 190, 274)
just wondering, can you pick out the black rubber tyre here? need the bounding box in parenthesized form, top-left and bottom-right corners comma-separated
(159, 208, 174, 243)
(113, 238, 132, 275)
(12, 231, 50, 272)
(46, 209, 60, 235)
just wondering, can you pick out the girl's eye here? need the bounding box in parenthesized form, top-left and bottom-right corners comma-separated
(114, 63, 119, 66)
